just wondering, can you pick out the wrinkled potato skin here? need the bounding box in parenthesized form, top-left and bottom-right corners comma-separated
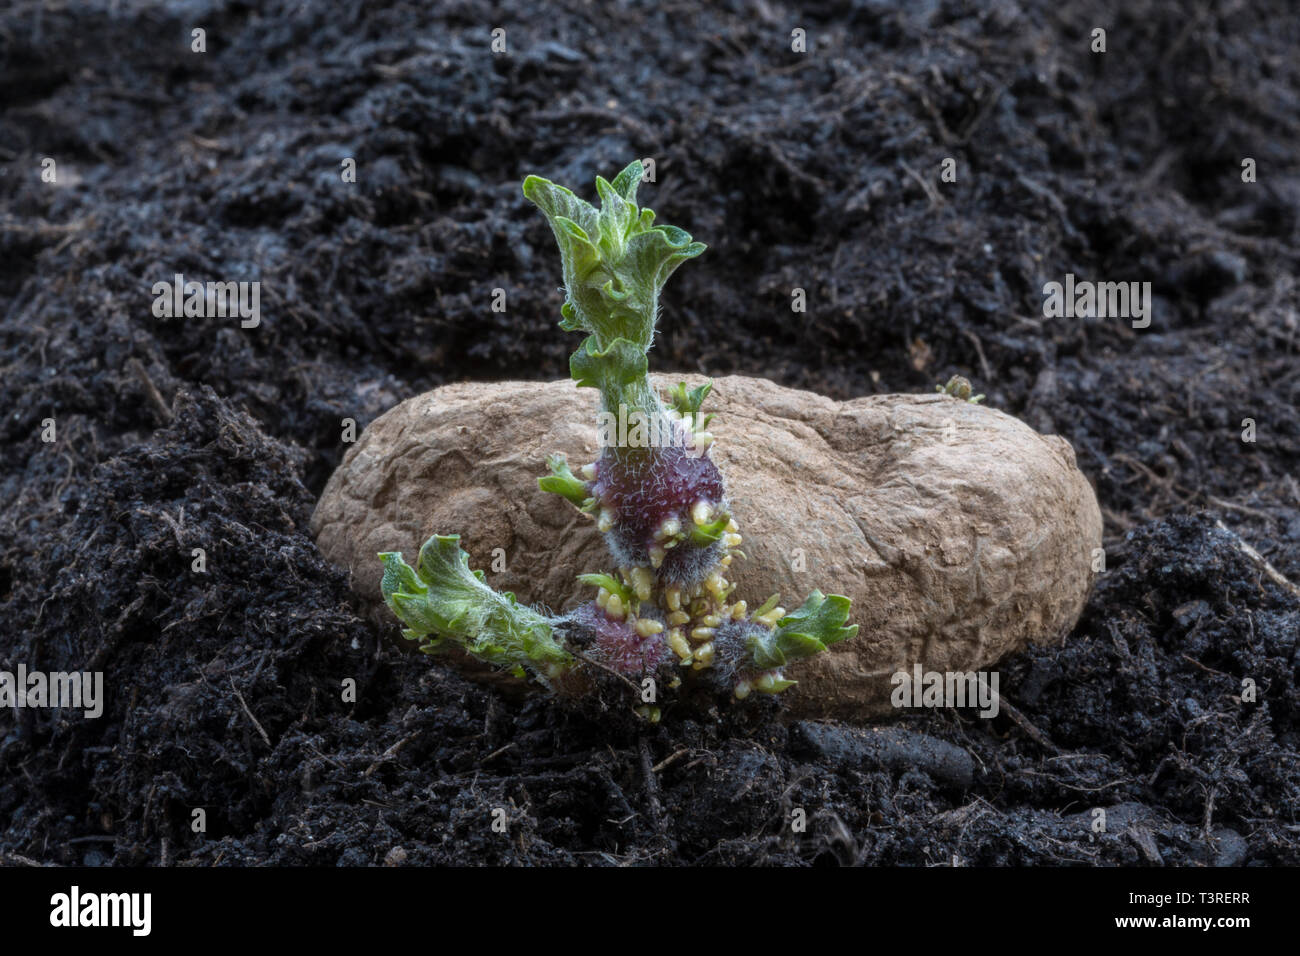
(312, 375, 1102, 718)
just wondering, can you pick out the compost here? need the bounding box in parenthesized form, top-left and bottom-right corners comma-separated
(1, 0, 1297, 865)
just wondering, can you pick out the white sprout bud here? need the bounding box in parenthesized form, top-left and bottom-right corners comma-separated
(691, 501, 713, 527)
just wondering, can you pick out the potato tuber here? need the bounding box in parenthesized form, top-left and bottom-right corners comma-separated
(313, 371, 1102, 718)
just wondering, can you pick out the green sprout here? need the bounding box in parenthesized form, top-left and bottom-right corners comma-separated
(936, 374, 985, 403)
(378, 163, 859, 716)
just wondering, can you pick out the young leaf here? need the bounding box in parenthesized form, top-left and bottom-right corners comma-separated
(576, 572, 633, 608)
(747, 590, 857, 670)
(380, 535, 571, 677)
(667, 380, 713, 423)
(754, 674, 798, 695)
(778, 590, 857, 644)
(538, 453, 590, 507)
(688, 510, 731, 546)
(569, 336, 650, 409)
(524, 163, 705, 415)
(609, 160, 644, 203)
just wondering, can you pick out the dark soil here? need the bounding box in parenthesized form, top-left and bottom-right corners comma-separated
(2, 0, 1297, 865)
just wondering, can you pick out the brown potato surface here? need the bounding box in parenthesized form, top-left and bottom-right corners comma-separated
(312, 375, 1102, 717)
